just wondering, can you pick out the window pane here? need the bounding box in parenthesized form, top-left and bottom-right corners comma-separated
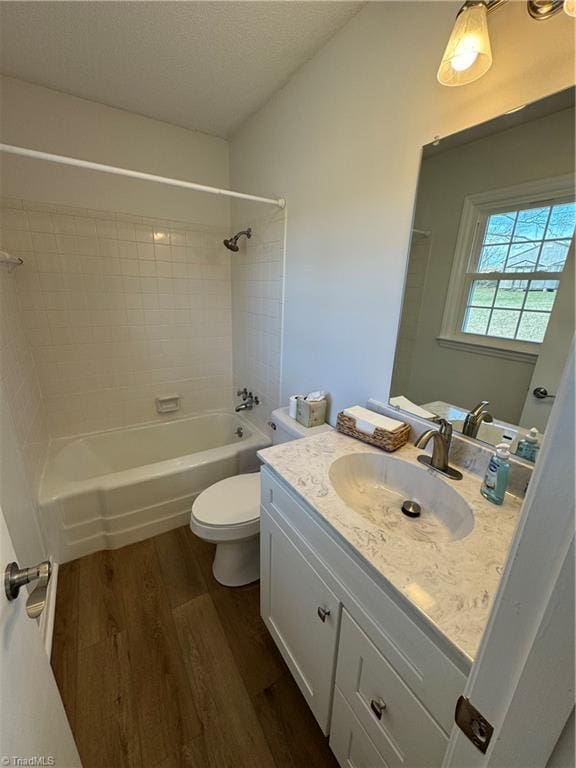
(524, 280, 558, 311)
(484, 212, 516, 244)
(468, 280, 497, 307)
(462, 307, 491, 335)
(505, 242, 540, 272)
(545, 203, 576, 239)
(494, 280, 527, 309)
(516, 312, 550, 343)
(464, 196, 572, 346)
(478, 244, 508, 272)
(537, 240, 570, 272)
(487, 309, 520, 338)
(513, 207, 550, 242)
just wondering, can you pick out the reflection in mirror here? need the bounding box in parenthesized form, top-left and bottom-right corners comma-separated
(391, 88, 575, 463)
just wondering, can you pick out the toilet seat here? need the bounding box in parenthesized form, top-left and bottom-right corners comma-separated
(191, 472, 260, 543)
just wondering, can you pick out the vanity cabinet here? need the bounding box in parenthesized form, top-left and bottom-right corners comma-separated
(260, 466, 469, 767)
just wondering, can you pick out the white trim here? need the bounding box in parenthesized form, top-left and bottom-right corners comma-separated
(278, 204, 288, 409)
(0, 143, 286, 209)
(440, 175, 574, 356)
(486, 539, 574, 767)
(436, 335, 539, 363)
(38, 560, 58, 660)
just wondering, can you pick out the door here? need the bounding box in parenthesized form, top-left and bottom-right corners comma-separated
(443, 343, 575, 767)
(260, 509, 341, 734)
(0, 506, 81, 766)
(520, 245, 574, 432)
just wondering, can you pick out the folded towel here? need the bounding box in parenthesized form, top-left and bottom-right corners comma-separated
(343, 406, 405, 436)
(389, 396, 437, 420)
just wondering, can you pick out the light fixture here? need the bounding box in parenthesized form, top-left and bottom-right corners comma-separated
(437, 1, 493, 87)
(438, 0, 571, 87)
(527, 0, 565, 18)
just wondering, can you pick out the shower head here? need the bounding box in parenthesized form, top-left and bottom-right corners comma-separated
(223, 227, 252, 252)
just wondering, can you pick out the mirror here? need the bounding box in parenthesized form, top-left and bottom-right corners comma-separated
(391, 88, 575, 463)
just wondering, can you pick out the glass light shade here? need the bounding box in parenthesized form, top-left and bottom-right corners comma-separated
(564, 0, 576, 16)
(437, 1, 493, 87)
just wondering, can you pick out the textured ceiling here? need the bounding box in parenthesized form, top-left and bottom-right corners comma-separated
(0, 1, 362, 138)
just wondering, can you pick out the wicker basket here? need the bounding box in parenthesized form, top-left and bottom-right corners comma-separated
(336, 412, 410, 453)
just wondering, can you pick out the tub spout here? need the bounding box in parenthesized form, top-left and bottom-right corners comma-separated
(235, 391, 259, 411)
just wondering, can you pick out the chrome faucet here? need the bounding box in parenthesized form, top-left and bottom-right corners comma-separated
(414, 418, 463, 480)
(462, 400, 493, 438)
(235, 388, 259, 412)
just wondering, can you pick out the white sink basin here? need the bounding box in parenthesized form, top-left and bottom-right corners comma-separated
(329, 453, 474, 543)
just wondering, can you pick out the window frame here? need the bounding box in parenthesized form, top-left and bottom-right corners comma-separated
(439, 175, 575, 362)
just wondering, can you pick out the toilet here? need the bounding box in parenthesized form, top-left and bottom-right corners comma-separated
(190, 407, 331, 587)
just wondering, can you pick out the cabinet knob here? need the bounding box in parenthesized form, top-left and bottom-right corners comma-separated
(317, 606, 331, 622)
(370, 697, 387, 720)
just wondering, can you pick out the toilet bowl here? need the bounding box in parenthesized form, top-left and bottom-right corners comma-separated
(190, 472, 261, 587)
(190, 407, 332, 587)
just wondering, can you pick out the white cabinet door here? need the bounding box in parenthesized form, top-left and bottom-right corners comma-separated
(260, 509, 341, 733)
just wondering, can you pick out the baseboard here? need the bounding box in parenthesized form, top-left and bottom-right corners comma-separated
(39, 560, 58, 659)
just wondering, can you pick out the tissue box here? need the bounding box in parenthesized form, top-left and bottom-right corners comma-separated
(296, 398, 327, 428)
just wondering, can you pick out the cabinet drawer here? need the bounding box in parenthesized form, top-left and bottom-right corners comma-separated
(330, 689, 387, 768)
(336, 610, 448, 767)
(261, 510, 341, 734)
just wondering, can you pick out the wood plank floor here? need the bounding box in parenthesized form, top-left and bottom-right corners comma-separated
(51, 526, 339, 768)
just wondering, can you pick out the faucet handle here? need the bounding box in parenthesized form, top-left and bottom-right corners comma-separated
(237, 387, 248, 400)
(437, 418, 453, 442)
(470, 400, 490, 416)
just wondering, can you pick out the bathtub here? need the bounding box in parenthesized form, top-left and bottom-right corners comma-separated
(39, 412, 270, 563)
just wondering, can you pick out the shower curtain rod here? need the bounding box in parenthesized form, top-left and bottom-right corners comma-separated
(0, 143, 286, 209)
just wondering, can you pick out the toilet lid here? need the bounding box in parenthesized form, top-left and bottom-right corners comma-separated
(192, 472, 260, 526)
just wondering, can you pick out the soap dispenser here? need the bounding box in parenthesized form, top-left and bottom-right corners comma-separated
(515, 427, 540, 463)
(481, 443, 510, 506)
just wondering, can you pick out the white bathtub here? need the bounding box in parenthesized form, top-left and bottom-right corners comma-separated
(39, 412, 270, 562)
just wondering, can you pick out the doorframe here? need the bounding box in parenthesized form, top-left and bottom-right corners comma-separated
(443, 339, 575, 766)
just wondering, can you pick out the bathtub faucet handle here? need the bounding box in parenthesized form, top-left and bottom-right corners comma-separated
(237, 387, 248, 401)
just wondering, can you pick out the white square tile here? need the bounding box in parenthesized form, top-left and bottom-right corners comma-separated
(32, 232, 58, 252)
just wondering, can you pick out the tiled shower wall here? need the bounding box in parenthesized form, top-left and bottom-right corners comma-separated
(231, 206, 285, 433)
(0, 198, 233, 437)
(0, 258, 48, 564)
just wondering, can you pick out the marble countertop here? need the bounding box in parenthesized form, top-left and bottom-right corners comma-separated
(258, 430, 523, 661)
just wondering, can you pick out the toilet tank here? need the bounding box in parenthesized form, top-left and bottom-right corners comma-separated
(270, 407, 332, 445)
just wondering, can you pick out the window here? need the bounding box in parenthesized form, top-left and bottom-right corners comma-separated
(440, 177, 575, 360)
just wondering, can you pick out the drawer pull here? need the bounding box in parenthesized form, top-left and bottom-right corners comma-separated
(370, 698, 387, 720)
(317, 606, 331, 622)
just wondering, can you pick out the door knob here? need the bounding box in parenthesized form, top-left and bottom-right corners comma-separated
(533, 387, 555, 400)
(4, 560, 52, 619)
(317, 606, 331, 622)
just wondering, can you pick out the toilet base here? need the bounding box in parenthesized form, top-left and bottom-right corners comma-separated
(212, 535, 260, 587)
